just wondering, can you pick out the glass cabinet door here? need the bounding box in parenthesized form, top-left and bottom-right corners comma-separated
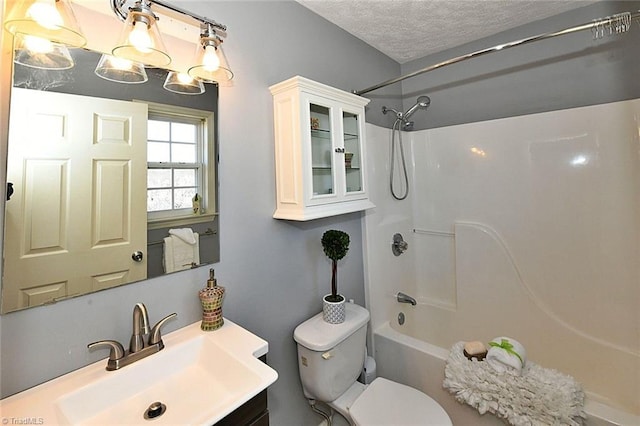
(343, 111, 362, 194)
(310, 103, 334, 196)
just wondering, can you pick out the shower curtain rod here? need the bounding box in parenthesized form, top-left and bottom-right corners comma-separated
(353, 10, 640, 96)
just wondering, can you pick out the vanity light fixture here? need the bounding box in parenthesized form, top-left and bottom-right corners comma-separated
(3, 0, 87, 48)
(163, 71, 205, 95)
(112, 0, 171, 68)
(187, 23, 234, 84)
(109, 0, 232, 82)
(95, 54, 148, 84)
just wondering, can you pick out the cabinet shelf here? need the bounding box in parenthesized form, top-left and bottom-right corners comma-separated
(311, 129, 359, 141)
(312, 166, 361, 170)
(311, 129, 331, 139)
(344, 132, 359, 141)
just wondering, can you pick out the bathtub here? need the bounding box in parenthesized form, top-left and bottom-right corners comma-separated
(372, 321, 640, 426)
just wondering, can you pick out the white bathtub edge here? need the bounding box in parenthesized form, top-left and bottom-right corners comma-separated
(583, 398, 640, 426)
(373, 322, 640, 426)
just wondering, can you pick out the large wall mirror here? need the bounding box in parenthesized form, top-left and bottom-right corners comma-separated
(1, 47, 220, 314)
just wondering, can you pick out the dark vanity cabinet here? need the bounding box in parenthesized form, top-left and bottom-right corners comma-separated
(215, 390, 268, 426)
(215, 355, 269, 425)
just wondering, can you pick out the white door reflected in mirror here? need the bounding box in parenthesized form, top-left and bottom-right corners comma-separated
(3, 89, 148, 312)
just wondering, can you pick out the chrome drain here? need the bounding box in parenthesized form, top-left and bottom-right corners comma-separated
(144, 401, 167, 420)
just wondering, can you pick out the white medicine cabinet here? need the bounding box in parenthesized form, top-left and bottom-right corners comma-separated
(269, 76, 374, 220)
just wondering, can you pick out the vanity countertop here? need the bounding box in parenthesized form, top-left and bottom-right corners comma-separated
(0, 319, 278, 425)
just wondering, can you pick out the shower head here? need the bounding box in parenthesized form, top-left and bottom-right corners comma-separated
(402, 95, 431, 120)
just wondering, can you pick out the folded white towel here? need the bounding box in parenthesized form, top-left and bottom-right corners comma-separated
(163, 233, 200, 273)
(486, 337, 526, 375)
(169, 228, 197, 245)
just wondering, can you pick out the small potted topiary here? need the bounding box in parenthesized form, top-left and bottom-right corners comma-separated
(321, 229, 350, 324)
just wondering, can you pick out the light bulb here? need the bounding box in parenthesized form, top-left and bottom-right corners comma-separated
(26, 0, 64, 30)
(129, 20, 153, 53)
(110, 56, 134, 70)
(177, 73, 194, 84)
(22, 35, 54, 53)
(202, 45, 220, 71)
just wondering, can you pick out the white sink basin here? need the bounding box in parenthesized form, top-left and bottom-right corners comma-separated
(0, 320, 278, 425)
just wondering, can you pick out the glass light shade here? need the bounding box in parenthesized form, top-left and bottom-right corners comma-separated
(163, 72, 205, 95)
(95, 54, 148, 84)
(112, 9, 171, 68)
(13, 34, 74, 70)
(3, 0, 86, 47)
(188, 43, 233, 85)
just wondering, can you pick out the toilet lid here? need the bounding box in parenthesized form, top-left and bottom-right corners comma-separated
(349, 378, 452, 426)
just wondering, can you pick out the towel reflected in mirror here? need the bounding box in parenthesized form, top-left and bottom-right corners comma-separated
(163, 228, 200, 273)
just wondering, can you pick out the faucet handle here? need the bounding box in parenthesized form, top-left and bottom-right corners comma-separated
(149, 313, 178, 347)
(88, 340, 125, 360)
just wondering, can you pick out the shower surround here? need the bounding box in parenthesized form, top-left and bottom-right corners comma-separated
(363, 99, 640, 419)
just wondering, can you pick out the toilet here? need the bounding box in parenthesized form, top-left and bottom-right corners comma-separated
(294, 302, 452, 425)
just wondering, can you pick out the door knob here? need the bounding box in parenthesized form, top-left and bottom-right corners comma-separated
(6, 182, 13, 201)
(132, 251, 144, 262)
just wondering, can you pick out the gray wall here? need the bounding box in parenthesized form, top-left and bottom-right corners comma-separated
(401, 1, 640, 130)
(0, 2, 399, 425)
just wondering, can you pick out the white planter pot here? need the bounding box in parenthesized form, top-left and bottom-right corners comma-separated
(323, 294, 346, 324)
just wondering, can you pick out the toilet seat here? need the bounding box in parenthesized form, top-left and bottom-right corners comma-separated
(349, 377, 452, 425)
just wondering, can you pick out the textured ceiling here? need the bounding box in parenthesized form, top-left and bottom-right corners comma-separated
(296, 0, 598, 63)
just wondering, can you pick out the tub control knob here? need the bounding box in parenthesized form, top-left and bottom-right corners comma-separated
(322, 351, 333, 360)
(392, 233, 408, 256)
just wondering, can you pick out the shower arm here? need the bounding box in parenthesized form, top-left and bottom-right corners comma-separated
(353, 11, 640, 96)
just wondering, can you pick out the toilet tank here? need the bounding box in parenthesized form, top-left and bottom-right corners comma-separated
(293, 303, 370, 402)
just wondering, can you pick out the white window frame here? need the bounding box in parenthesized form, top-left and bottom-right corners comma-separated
(144, 101, 216, 229)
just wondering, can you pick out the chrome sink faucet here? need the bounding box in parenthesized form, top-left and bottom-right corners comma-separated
(88, 303, 177, 371)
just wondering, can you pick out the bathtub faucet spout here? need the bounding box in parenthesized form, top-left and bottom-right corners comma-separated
(397, 292, 417, 306)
